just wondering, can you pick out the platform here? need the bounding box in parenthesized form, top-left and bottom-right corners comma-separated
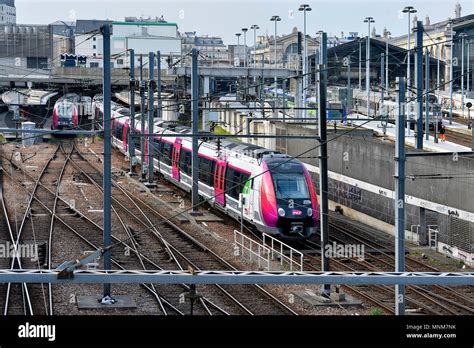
(351, 113, 471, 152)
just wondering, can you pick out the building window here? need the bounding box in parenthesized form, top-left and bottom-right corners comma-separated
(117, 59, 124, 65)
(90, 62, 99, 68)
(93, 45, 96, 49)
(93, 53, 97, 57)
(93, 37, 96, 41)
(26, 57, 48, 69)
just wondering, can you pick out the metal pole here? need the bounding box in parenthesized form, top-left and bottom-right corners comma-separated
(243, 30, 247, 68)
(425, 49, 430, 141)
(366, 25, 371, 116)
(129, 49, 136, 176)
(318, 62, 330, 296)
(461, 35, 465, 117)
(395, 76, 406, 316)
(303, 10, 307, 119)
(318, 31, 330, 296)
(407, 12, 411, 99)
(274, 20, 278, 100)
(191, 49, 200, 214)
(381, 54, 384, 113)
(359, 39, 362, 91)
(147, 52, 155, 186)
(449, 22, 454, 124)
(437, 43, 440, 93)
(254, 27, 257, 68)
(157, 51, 162, 120)
(101, 23, 112, 298)
(415, 21, 423, 149)
(468, 40, 470, 93)
(140, 55, 146, 179)
(386, 37, 389, 95)
(348, 55, 351, 116)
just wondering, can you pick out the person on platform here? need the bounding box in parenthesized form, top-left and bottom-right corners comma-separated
(439, 124, 446, 142)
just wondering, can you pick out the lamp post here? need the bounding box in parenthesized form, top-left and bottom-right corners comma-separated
(364, 17, 375, 117)
(436, 37, 442, 95)
(468, 39, 471, 93)
(242, 27, 248, 67)
(270, 15, 281, 100)
(251, 24, 259, 68)
(384, 30, 391, 95)
(299, 4, 312, 118)
(460, 33, 467, 117)
(403, 6, 417, 99)
(448, 20, 454, 124)
(235, 33, 241, 66)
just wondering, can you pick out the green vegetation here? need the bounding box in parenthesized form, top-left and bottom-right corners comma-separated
(213, 126, 230, 135)
(370, 307, 384, 316)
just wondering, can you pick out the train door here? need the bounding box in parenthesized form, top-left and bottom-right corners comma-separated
(214, 159, 227, 206)
(172, 138, 182, 181)
(122, 123, 129, 153)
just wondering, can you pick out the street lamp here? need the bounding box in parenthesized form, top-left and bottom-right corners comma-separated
(384, 30, 391, 94)
(299, 4, 312, 118)
(364, 16, 375, 117)
(250, 25, 259, 68)
(403, 6, 417, 99)
(242, 28, 248, 67)
(235, 33, 241, 66)
(468, 39, 471, 93)
(447, 20, 454, 124)
(436, 37, 442, 96)
(460, 33, 467, 116)
(270, 15, 281, 99)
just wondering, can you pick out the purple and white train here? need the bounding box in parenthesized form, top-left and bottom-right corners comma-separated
(92, 97, 319, 239)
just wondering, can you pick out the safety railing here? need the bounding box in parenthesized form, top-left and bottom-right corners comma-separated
(262, 233, 303, 271)
(233, 230, 270, 270)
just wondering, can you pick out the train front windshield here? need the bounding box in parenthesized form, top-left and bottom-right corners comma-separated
(268, 160, 310, 200)
(58, 103, 74, 119)
(272, 173, 310, 200)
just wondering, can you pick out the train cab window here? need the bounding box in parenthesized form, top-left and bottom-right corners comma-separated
(160, 141, 172, 165)
(225, 168, 251, 200)
(199, 156, 215, 186)
(179, 149, 192, 175)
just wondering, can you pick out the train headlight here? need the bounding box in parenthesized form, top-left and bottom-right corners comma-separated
(307, 208, 313, 217)
(278, 208, 286, 217)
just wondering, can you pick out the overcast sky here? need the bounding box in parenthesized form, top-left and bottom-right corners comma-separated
(16, 0, 473, 44)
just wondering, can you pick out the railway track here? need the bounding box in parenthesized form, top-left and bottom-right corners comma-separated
(2, 145, 195, 315)
(114, 142, 473, 315)
(73, 143, 296, 315)
(0, 142, 77, 315)
(327, 218, 474, 315)
(445, 129, 472, 148)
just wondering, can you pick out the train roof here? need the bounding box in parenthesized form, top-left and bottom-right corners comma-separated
(154, 120, 282, 162)
(96, 96, 287, 163)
